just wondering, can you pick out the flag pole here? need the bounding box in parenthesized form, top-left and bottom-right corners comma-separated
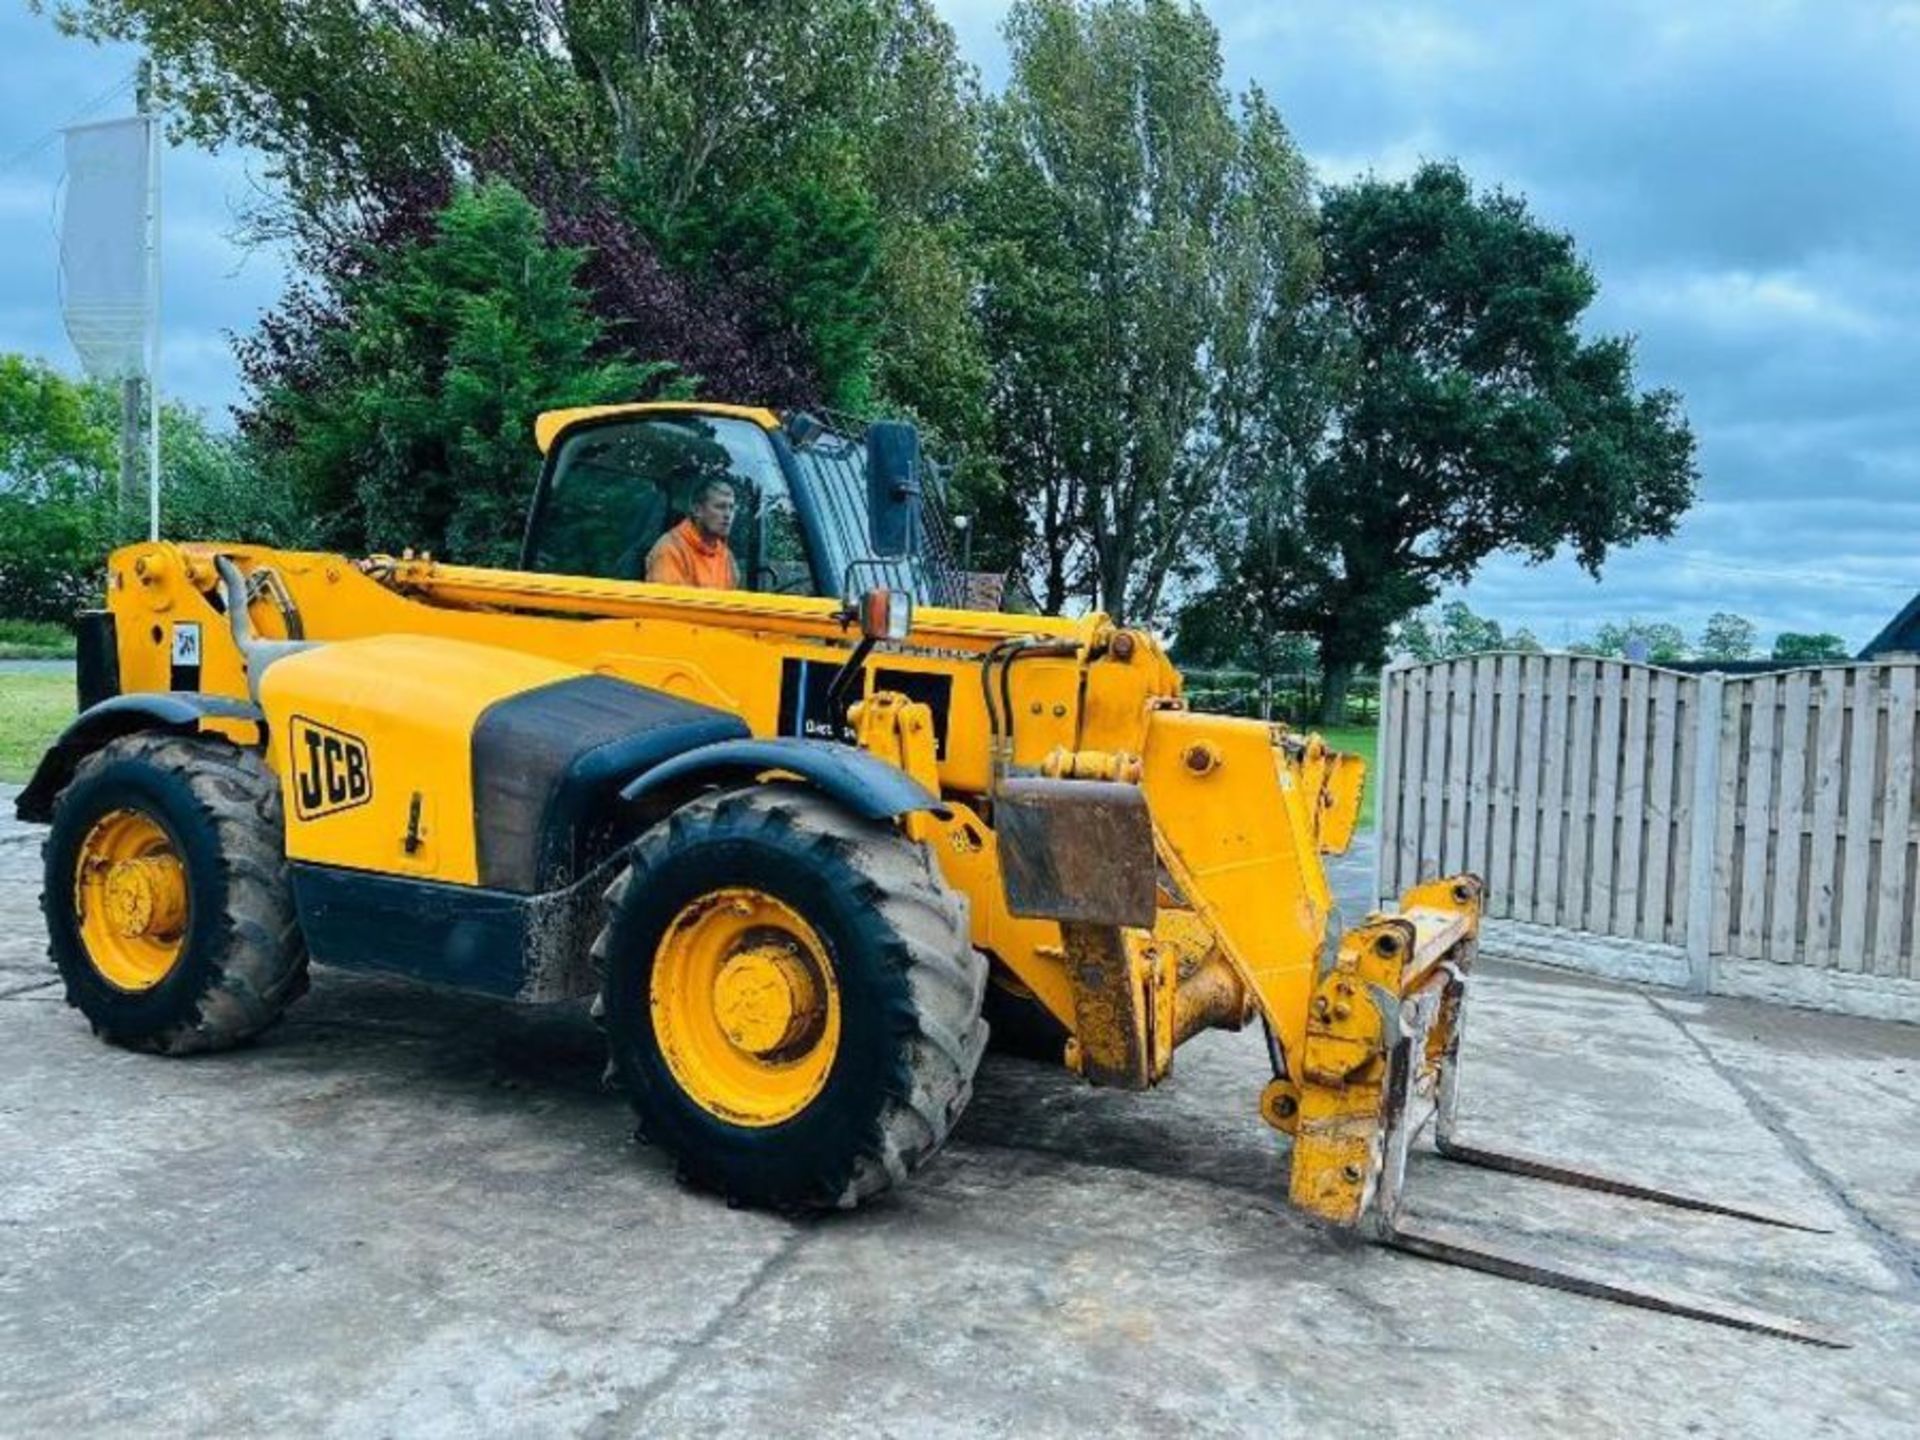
(141, 58, 161, 541)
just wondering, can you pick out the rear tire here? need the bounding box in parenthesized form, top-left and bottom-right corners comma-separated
(42, 732, 309, 1055)
(593, 786, 987, 1210)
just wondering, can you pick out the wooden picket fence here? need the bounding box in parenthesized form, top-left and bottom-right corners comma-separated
(1374, 654, 1920, 1023)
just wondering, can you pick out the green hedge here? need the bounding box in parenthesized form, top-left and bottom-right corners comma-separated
(0, 618, 76, 659)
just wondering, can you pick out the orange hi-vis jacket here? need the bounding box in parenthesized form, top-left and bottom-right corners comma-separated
(645, 518, 738, 590)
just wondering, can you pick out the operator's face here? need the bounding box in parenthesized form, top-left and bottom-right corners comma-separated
(692, 485, 736, 542)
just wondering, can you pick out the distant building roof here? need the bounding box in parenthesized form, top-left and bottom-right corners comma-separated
(1859, 592, 1920, 660)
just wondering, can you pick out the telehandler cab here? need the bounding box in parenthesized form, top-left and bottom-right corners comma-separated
(19, 402, 1836, 1344)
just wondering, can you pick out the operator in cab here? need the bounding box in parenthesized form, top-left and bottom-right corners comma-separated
(646, 478, 739, 590)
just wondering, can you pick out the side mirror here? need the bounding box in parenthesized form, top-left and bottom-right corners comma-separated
(866, 421, 921, 559)
(857, 587, 913, 643)
(785, 411, 825, 450)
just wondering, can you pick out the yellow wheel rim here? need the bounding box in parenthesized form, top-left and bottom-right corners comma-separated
(650, 887, 841, 1128)
(72, 807, 190, 992)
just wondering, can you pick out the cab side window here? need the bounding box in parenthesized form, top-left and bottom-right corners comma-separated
(744, 487, 812, 594)
(528, 432, 669, 580)
(528, 415, 815, 594)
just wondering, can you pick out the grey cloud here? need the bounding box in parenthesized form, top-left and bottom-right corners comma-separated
(1188, 0, 1920, 650)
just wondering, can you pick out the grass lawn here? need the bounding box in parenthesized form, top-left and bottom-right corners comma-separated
(0, 672, 74, 785)
(1319, 724, 1379, 831)
(0, 619, 77, 661)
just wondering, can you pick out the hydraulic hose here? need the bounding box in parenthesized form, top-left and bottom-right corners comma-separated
(213, 555, 319, 701)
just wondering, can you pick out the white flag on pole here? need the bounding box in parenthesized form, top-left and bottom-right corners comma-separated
(61, 115, 154, 381)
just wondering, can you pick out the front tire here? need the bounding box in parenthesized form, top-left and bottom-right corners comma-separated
(594, 786, 987, 1210)
(42, 732, 309, 1055)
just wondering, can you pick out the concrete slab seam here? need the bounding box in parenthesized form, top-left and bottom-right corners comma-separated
(1643, 992, 1920, 1296)
(588, 1224, 813, 1433)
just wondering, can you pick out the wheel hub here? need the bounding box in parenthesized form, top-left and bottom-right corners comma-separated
(73, 807, 189, 992)
(713, 943, 825, 1057)
(101, 854, 187, 942)
(649, 887, 842, 1127)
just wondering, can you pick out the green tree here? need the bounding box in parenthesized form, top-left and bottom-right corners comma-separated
(1697, 611, 1757, 661)
(45, 0, 989, 443)
(663, 173, 883, 413)
(150, 408, 311, 548)
(1578, 619, 1690, 663)
(1226, 163, 1696, 721)
(0, 352, 109, 620)
(1395, 600, 1509, 662)
(0, 351, 110, 483)
(47, 1, 952, 228)
(1, 353, 297, 620)
(617, 1, 988, 428)
(252, 181, 660, 563)
(972, 0, 1316, 620)
(1772, 631, 1851, 663)
(1169, 596, 1314, 674)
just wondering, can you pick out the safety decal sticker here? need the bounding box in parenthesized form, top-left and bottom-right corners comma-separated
(169, 621, 202, 691)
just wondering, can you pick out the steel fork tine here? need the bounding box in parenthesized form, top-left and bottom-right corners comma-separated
(1431, 1135, 1831, 1233)
(1382, 1220, 1847, 1348)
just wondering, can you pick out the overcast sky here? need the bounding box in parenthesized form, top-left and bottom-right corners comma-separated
(3, 2, 1915, 650)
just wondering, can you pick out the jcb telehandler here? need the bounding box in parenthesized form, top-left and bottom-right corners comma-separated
(18, 402, 1834, 1343)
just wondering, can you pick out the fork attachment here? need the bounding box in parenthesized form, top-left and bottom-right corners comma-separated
(1278, 876, 1844, 1348)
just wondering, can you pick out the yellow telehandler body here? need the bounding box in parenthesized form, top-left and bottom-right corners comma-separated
(18, 402, 1834, 1343)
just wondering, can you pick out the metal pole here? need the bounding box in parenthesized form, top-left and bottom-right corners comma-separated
(118, 378, 141, 532)
(142, 58, 161, 541)
(112, 64, 152, 538)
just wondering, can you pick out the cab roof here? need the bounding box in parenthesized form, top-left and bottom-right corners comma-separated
(533, 402, 783, 456)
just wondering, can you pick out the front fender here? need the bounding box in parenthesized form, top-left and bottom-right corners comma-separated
(14, 693, 263, 823)
(620, 738, 948, 822)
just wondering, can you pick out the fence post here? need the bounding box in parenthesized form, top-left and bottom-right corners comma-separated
(1371, 662, 1396, 910)
(1683, 672, 1726, 993)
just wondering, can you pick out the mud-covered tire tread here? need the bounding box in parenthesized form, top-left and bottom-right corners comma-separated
(592, 785, 987, 1210)
(41, 732, 309, 1055)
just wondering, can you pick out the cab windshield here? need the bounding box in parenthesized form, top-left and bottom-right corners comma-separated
(786, 426, 950, 605)
(526, 415, 813, 593)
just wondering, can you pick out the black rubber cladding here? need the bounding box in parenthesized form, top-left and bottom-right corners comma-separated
(470, 673, 748, 893)
(75, 610, 119, 712)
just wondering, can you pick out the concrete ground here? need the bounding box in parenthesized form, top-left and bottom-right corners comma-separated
(1, 783, 1917, 1438)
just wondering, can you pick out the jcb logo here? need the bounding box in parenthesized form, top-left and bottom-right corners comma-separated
(290, 716, 372, 821)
